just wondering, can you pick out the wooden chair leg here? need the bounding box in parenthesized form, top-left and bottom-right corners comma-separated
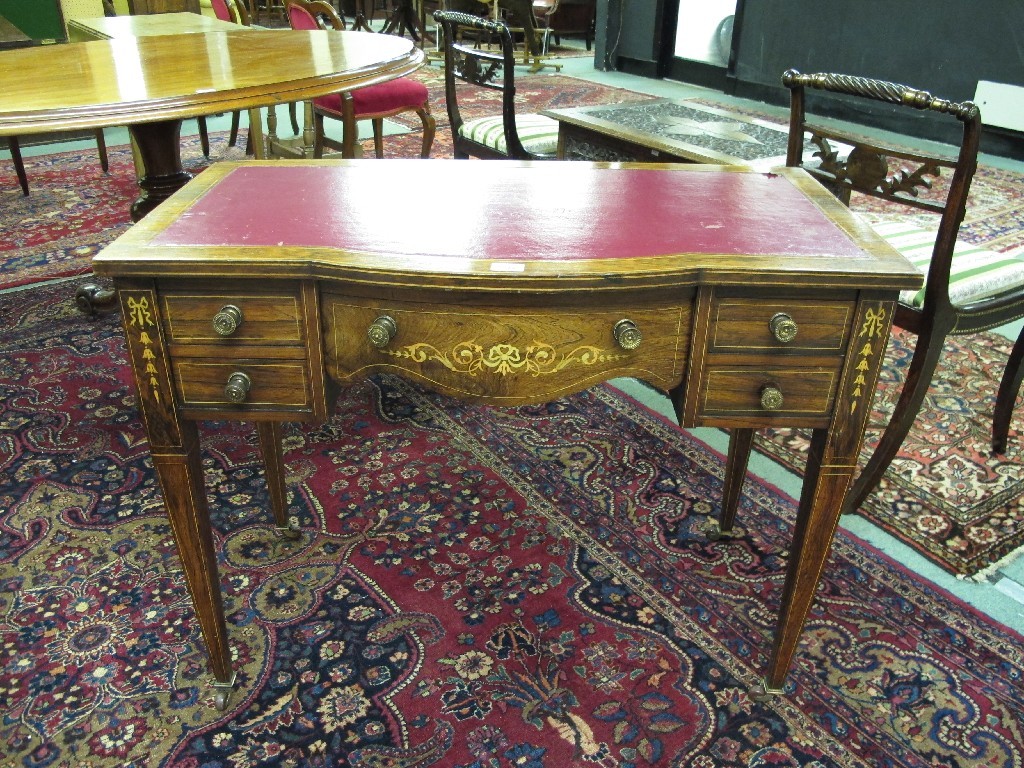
(842, 325, 948, 515)
(8, 136, 29, 195)
(289, 103, 300, 136)
(229, 112, 241, 148)
(341, 117, 358, 159)
(419, 107, 436, 158)
(993, 323, 1024, 454)
(197, 117, 211, 157)
(372, 118, 384, 158)
(94, 129, 109, 172)
(313, 113, 326, 159)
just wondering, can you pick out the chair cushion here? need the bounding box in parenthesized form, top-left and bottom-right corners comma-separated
(870, 219, 1024, 308)
(313, 78, 428, 118)
(459, 113, 559, 156)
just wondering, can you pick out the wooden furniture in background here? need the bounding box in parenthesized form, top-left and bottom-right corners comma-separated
(6, 132, 108, 196)
(533, 0, 594, 50)
(208, 0, 253, 152)
(782, 70, 1024, 510)
(434, 10, 558, 159)
(542, 98, 793, 167)
(128, 0, 201, 12)
(286, 0, 435, 158)
(1, 13, 109, 194)
(0, 27, 424, 221)
(92, 159, 920, 706)
(68, 12, 245, 159)
(0, 0, 66, 42)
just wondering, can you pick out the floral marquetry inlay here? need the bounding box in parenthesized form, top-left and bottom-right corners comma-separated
(849, 306, 887, 414)
(125, 294, 161, 403)
(381, 340, 629, 377)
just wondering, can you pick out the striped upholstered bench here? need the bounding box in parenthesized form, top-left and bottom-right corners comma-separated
(869, 220, 1024, 309)
(457, 113, 560, 158)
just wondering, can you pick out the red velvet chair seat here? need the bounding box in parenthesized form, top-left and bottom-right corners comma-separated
(287, 0, 435, 158)
(313, 78, 428, 117)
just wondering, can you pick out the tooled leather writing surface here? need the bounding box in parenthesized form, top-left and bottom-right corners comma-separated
(152, 163, 867, 262)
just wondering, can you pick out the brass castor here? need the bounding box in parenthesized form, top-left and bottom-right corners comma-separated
(75, 283, 117, 316)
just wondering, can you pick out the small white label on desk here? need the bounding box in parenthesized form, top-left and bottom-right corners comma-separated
(491, 262, 526, 272)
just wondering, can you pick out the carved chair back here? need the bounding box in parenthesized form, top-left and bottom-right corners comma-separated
(433, 10, 537, 159)
(287, 0, 346, 30)
(783, 69, 981, 319)
(784, 69, 1024, 490)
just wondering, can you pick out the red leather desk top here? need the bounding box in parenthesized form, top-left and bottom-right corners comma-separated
(152, 162, 867, 262)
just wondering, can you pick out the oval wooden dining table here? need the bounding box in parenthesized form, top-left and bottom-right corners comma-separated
(0, 29, 424, 220)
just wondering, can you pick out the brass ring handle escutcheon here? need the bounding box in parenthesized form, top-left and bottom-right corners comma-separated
(612, 319, 642, 351)
(224, 371, 252, 403)
(759, 384, 784, 411)
(769, 312, 798, 343)
(367, 315, 398, 348)
(212, 304, 244, 337)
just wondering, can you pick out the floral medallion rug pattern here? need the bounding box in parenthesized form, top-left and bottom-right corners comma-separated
(2, 279, 1023, 767)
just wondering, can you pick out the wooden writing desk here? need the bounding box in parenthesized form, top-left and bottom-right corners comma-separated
(93, 159, 921, 708)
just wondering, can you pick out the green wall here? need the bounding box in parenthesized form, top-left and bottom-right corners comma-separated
(0, 0, 66, 42)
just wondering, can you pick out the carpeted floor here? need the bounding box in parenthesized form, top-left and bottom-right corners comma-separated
(3, 278, 1023, 766)
(3, 67, 1023, 577)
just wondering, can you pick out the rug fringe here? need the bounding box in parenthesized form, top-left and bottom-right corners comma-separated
(966, 543, 1024, 582)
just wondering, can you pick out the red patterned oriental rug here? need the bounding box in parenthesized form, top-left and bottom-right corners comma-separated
(2, 279, 1023, 767)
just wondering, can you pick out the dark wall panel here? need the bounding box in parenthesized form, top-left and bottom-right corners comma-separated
(0, 0, 66, 42)
(601, 0, 1024, 150)
(734, 1, 1024, 102)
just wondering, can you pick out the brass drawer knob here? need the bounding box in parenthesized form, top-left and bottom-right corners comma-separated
(612, 319, 642, 350)
(367, 315, 398, 348)
(212, 304, 244, 337)
(760, 384, 784, 411)
(769, 312, 798, 343)
(224, 371, 252, 403)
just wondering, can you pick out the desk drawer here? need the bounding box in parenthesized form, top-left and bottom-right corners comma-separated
(709, 298, 853, 354)
(171, 359, 314, 411)
(323, 295, 691, 403)
(161, 288, 306, 346)
(699, 365, 840, 418)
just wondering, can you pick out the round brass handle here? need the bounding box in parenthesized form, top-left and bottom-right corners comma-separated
(224, 371, 252, 403)
(212, 305, 244, 337)
(612, 319, 642, 351)
(367, 315, 398, 348)
(769, 312, 798, 343)
(760, 384, 784, 411)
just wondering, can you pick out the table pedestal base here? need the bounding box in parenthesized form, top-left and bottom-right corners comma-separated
(129, 120, 193, 222)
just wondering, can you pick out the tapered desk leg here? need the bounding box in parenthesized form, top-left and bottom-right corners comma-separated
(117, 282, 235, 709)
(759, 298, 894, 694)
(256, 422, 300, 538)
(712, 428, 754, 539)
